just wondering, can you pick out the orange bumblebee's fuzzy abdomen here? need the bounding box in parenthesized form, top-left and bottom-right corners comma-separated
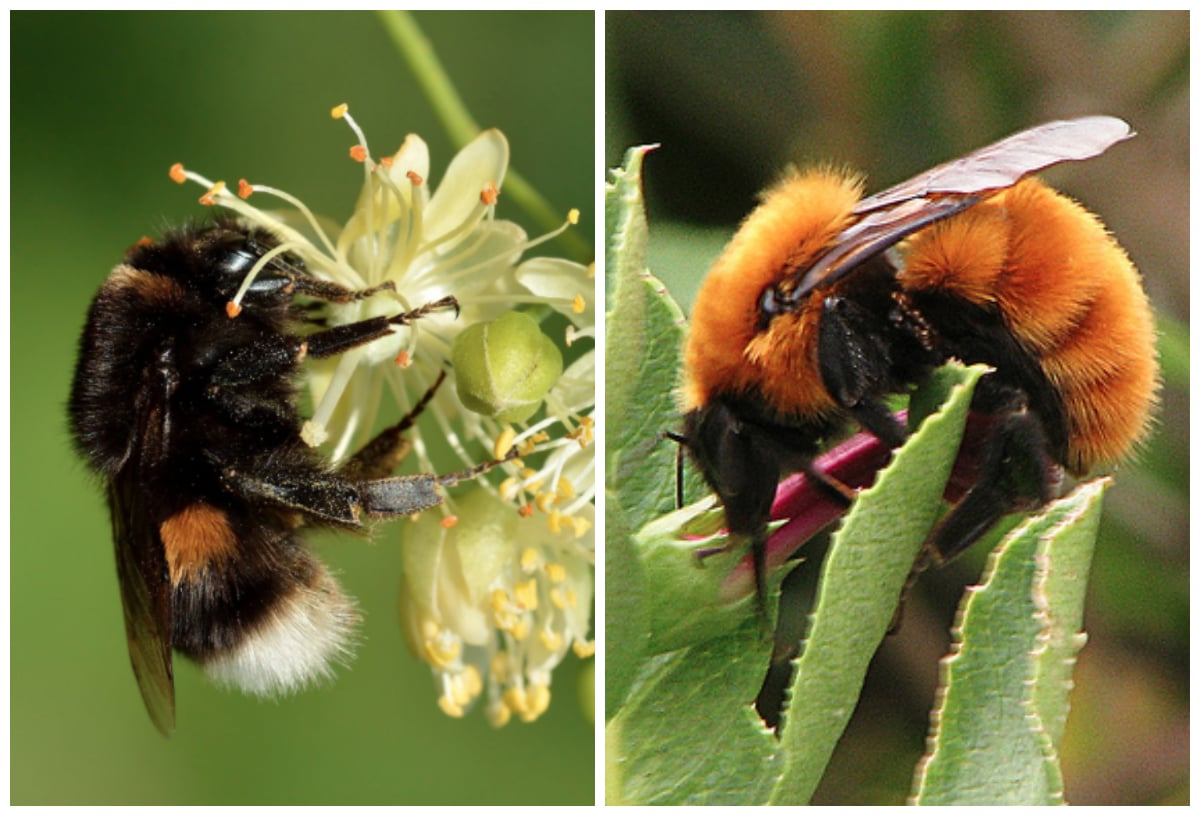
(901, 178, 1158, 472)
(682, 168, 862, 419)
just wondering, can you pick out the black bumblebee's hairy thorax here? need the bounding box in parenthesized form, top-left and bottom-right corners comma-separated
(68, 219, 464, 733)
(70, 223, 336, 657)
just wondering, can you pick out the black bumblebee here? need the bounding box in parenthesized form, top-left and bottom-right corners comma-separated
(69, 218, 503, 734)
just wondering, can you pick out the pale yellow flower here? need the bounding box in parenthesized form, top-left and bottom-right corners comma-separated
(169, 104, 594, 722)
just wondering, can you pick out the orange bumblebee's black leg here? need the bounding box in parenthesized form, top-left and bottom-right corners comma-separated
(929, 392, 1062, 563)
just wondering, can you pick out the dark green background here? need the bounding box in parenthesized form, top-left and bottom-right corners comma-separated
(12, 11, 594, 805)
(607, 10, 1188, 805)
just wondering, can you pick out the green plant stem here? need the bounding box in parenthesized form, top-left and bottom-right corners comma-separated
(377, 10, 591, 262)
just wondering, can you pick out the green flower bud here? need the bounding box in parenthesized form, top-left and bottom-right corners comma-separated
(452, 311, 563, 423)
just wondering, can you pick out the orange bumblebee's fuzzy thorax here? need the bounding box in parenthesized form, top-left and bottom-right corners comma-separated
(901, 178, 1159, 471)
(682, 168, 862, 417)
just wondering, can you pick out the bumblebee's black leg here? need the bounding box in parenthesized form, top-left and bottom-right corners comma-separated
(218, 465, 445, 525)
(818, 295, 910, 449)
(235, 259, 398, 304)
(356, 444, 520, 519)
(928, 398, 1060, 563)
(801, 461, 858, 506)
(340, 371, 448, 480)
(302, 297, 460, 360)
(288, 277, 397, 304)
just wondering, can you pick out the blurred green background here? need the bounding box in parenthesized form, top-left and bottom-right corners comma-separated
(12, 10, 594, 805)
(607, 10, 1187, 805)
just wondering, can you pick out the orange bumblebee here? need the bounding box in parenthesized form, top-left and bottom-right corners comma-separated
(680, 116, 1159, 602)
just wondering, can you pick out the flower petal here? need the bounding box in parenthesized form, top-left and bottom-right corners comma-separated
(423, 129, 510, 250)
(513, 257, 594, 327)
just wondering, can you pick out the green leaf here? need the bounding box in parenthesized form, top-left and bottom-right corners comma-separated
(604, 145, 695, 717)
(630, 500, 779, 653)
(911, 479, 1108, 805)
(605, 617, 781, 805)
(604, 145, 692, 528)
(604, 490, 647, 720)
(769, 362, 987, 805)
(604, 146, 781, 803)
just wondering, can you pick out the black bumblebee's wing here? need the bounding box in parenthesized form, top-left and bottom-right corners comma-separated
(790, 116, 1134, 299)
(110, 472, 175, 735)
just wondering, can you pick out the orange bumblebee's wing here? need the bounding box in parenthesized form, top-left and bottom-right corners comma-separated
(789, 116, 1134, 300)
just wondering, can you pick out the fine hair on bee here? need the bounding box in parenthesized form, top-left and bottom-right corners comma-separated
(68, 216, 514, 734)
(678, 116, 1159, 611)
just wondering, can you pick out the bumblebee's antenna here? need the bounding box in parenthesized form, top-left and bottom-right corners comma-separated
(661, 430, 689, 510)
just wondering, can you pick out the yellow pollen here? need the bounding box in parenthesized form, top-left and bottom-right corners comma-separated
(573, 640, 596, 659)
(330, 103, 348, 119)
(524, 684, 551, 721)
(463, 664, 483, 698)
(514, 578, 538, 611)
(556, 477, 576, 500)
(535, 492, 555, 514)
(499, 477, 520, 501)
(572, 294, 586, 314)
(438, 694, 464, 718)
(488, 701, 512, 728)
(547, 510, 563, 535)
(350, 145, 368, 163)
(587, 261, 596, 278)
(494, 426, 517, 461)
(545, 562, 566, 583)
(494, 610, 517, 634)
(539, 629, 563, 652)
(491, 588, 510, 613)
(510, 618, 529, 641)
(520, 547, 540, 573)
(447, 669, 480, 706)
(421, 618, 440, 640)
(503, 687, 527, 716)
(572, 517, 592, 538)
(199, 180, 226, 206)
(490, 651, 510, 684)
(300, 420, 328, 447)
(169, 163, 187, 184)
(565, 588, 578, 608)
(517, 438, 538, 457)
(424, 636, 461, 670)
(567, 208, 580, 225)
(550, 587, 569, 610)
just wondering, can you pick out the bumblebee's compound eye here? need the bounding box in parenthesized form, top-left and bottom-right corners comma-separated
(221, 245, 259, 278)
